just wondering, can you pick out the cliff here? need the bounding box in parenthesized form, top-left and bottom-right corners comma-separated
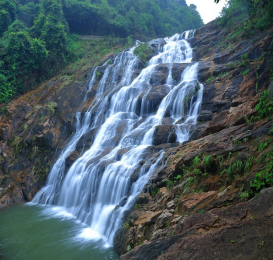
(114, 21, 273, 259)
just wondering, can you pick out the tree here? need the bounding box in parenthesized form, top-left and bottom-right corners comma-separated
(32, 0, 68, 72)
(1, 28, 47, 94)
(0, 0, 17, 36)
(189, 4, 197, 10)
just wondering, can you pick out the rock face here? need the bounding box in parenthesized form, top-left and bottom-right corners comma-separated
(113, 20, 273, 260)
(0, 65, 87, 206)
(119, 188, 273, 260)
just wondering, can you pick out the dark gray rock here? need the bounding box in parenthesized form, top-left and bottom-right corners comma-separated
(197, 110, 213, 122)
(148, 38, 167, 48)
(168, 132, 177, 143)
(189, 122, 209, 141)
(153, 125, 176, 146)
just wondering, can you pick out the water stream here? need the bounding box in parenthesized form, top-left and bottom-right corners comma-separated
(0, 30, 204, 259)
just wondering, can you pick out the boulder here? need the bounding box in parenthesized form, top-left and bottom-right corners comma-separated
(197, 110, 213, 122)
(148, 38, 166, 48)
(65, 151, 80, 168)
(153, 125, 176, 145)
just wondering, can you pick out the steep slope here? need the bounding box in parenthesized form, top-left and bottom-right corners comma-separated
(115, 20, 273, 259)
(0, 38, 126, 206)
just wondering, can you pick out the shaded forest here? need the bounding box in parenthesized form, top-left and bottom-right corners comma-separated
(0, 0, 203, 104)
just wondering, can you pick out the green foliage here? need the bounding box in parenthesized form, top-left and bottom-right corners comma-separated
(165, 178, 174, 190)
(192, 156, 199, 166)
(0, 0, 204, 104)
(258, 142, 268, 152)
(134, 204, 141, 210)
(255, 90, 273, 120)
(239, 190, 249, 201)
(150, 185, 159, 197)
(40, 115, 45, 122)
(62, 0, 203, 38)
(48, 101, 55, 115)
(202, 154, 213, 170)
(218, 0, 273, 35)
(241, 53, 248, 60)
(242, 68, 250, 76)
(244, 155, 255, 172)
(11, 135, 21, 153)
(174, 175, 182, 183)
(0, 0, 17, 36)
(251, 160, 273, 195)
(206, 75, 216, 83)
(244, 114, 257, 125)
(134, 43, 150, 63)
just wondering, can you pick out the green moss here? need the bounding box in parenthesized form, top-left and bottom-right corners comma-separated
(134, 43, 150, 63)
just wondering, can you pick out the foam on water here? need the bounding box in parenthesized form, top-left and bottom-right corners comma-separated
(32, 30, 203, 247)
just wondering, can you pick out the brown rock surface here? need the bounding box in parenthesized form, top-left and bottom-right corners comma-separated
(115, 20, 273, 260)
(119, 188, 273, 260)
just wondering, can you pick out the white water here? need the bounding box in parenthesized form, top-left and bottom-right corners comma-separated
(33, 30, 203, 246)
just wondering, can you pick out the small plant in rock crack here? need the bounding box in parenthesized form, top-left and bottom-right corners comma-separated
(233, 138, 241, 147)
(251, 160, 273, 195)
(173, 175, 182, 184)
(165, 179, 174, 190)
(166, 221, 171, 229)
(258, 142, 268, 152)
(48, 102, 55, 115)
(244, 155, 255, 172)
(150, 186, 159, 197)
(134, 204, 141, 210)
(255, 90, 273, 120)
(192, 155, 199, 167)
(239, 191, 249, 201)
(202, 154, 213, 171)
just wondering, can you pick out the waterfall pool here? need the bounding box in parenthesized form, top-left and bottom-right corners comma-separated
(0, 204, 118, 260)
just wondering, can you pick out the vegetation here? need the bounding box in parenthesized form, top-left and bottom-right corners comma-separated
(0, 0, 203, 104)
(217, 0, 273, 36)
(134, 43, 150, 63)
(255, 90, 273, 120)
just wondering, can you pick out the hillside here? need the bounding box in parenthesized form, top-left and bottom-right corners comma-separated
(0, 0, 273, 259)
(0, 0, 203, 104)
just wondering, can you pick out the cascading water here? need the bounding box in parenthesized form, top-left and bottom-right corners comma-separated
(32, 30, 204, 246)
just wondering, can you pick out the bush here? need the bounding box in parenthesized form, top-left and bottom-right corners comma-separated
(251, 160, 273, 195)
(134, 43, 150, 62)
(255, 90, 273, 119)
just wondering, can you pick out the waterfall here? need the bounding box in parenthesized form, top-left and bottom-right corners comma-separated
(32, 30, 204, 246)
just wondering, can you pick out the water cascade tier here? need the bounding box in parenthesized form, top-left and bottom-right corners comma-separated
(33, 30, 204, 246)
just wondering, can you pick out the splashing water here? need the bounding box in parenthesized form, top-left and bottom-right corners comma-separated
(33, 30, 204, 246)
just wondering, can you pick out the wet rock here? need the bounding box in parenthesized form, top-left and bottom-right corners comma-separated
(197, 110, 213, 122)
(172, 63, 191, 82)
(65, 151, 80, 168)
(189, 122, 208, 141)
(144, 85, 170, 113)
(148, 38, 167, 48)
(119, 197, 128, 207)
(168, 132, 177, 143)
(153, 125, 176, 146)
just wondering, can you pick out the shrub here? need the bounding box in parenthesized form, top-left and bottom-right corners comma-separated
(255, 90, 273, 119)
(251, 160, 273, 195)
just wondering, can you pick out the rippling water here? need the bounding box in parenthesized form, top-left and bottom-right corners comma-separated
(0, 204, 118, 260)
